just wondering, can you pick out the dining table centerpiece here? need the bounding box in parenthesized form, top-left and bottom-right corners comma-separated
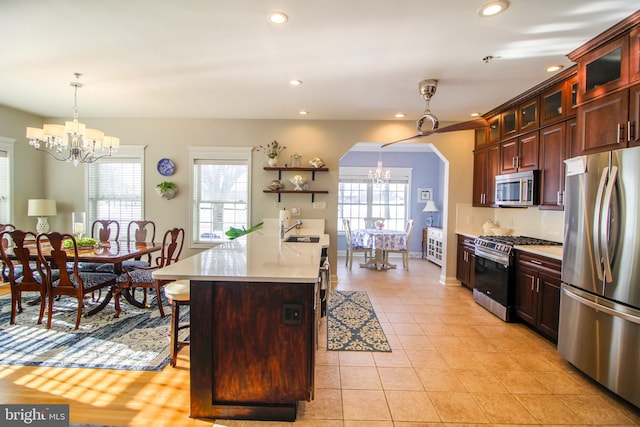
(256, 139, 286, 166)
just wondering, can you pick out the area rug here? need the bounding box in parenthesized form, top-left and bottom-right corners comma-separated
(327, 290, 391, 352)
(0, 292, 189, 371)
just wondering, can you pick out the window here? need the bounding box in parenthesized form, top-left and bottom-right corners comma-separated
(86, 146, 145, 239)
(189, 147, 252, 247)
(0, 137, 15, 224)
(338, 167, 411, 232)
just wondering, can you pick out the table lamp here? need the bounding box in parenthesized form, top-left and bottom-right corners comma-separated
(422, 199, 439, 227)
(27, 199, 57, 233)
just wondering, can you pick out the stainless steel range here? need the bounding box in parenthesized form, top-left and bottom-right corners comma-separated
(473, 235, 561, 321)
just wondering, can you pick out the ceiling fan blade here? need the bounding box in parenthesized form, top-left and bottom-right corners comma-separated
(432, 117, 488, 133)
(382, 117, 488, 148)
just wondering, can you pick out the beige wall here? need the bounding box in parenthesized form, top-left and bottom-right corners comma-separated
(1, 109, 474, 284)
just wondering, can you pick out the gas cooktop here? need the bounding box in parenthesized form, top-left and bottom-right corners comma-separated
(477, 235, 562, 246)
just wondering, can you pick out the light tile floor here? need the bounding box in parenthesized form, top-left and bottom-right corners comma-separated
(219, 256, 640, 427)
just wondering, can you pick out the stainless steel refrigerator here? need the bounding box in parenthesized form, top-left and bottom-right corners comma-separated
(559, 146, 640, 408)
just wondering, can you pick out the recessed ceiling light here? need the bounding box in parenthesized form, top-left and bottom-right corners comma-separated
(268, 11, 288, 24)
(394, 113, 406, 118)
(290, 79, 303, 86)
(299, 110, 308, 115)
(470, 112, 481, 117)
(478, 1, 509, 17)
(546, 64, 564, 73)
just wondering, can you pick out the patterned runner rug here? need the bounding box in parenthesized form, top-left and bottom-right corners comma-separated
(327, 290, 391, 352)
(0, 292, 189, 371)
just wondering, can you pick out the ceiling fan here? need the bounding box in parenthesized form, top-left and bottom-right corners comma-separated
(382, 79, 488, 148)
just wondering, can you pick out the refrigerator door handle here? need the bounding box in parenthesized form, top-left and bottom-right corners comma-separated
(593, 166, 609, 282)
(562, 287, 640, 325)
(601, 165, 618, 283)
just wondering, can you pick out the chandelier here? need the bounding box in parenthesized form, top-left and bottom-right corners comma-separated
(26, 73, 119, 166)
(368, 151, 390, 186)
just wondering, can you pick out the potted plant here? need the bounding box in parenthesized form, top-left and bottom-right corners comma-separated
(156, 181, 177, 200)
(256, 139, 286, 166)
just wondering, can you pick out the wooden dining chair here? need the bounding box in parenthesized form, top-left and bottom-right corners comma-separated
(1, 223, 17, 282)
(383, 219, 414, 271)
(123, 220, 156, 270)
(37, 232, 117, 329)
(0, 229, 49, 325)
(91, 220, 120, 242)
(343, 219, 372, 270)
(118, 227, 185, 317)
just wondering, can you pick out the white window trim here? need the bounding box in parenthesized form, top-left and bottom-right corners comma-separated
(0, 136, 16, 224)
(188, 146, 253, 249)
(338, 166, 413, 234)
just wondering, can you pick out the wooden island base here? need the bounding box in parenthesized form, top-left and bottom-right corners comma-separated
(189, 280, 318, 422)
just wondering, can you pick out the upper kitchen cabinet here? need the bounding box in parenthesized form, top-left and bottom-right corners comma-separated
(519, 98, 539, 133)
(499, 131, 539, 174)
(487, 115, 501, 144)
(539, 119, 574, 210)
(631, 26, 640, 82)
(540, 75, 578, 127)
(630, 83, 640, 147)
(574, 90, 629, 155)
(474, 127, 488, 148)
(568, 11, 640, 155)
(575, 35, 629, 104)
(501, 108, 518, 140)
(473, 144, 500, 207)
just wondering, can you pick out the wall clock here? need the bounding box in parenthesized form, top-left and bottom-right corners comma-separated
(157, 158, 175, 176)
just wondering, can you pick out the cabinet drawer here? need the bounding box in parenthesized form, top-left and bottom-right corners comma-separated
(516, 250, 561, 276)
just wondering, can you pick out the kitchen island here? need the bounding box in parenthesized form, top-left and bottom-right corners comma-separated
(153, 225, 329, 422)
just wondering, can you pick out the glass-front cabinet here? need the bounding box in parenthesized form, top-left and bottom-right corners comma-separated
(577, 35, 629, 103)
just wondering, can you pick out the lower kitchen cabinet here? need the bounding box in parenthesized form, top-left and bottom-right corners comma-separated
(515, 251, 562, 342)
(456, 235, 475, 289)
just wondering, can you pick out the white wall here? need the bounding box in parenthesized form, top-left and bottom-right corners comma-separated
(1, 110, 475, 284)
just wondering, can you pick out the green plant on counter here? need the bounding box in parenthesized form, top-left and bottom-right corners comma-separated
(225, 222, 264, 240)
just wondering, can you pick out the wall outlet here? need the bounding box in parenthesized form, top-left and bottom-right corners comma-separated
(291, 207, 300, 216)
(313, 201, 326, 209)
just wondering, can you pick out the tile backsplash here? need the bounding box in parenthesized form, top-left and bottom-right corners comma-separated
(455, 203, 564, 243)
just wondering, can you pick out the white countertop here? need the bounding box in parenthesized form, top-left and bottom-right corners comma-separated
(152, 227, 329, 283)
(514, 245, 563, 260)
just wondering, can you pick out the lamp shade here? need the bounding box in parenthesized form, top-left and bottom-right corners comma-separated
(27, 199, 57, 217)
(422, 200, 439, 213)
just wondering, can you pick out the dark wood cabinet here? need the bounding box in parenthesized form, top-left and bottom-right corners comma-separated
(631, 27, 640, 83)
(541, 76, 578, 127)
(576, 35, 629, 103)
(190, 280, 317, 421)
(473, 144, 500, 206)
(487, 115, 501, 144)
(539, 120, 573, 210)
(515, 251, 561, 343)
(499, 131, 539, 174)
(519, 98, 539, 132)
(501, 108, 518, 140)
(456, 235, 475, 289)
(630, 83, 640, 147)
(574, 90, 629, 155)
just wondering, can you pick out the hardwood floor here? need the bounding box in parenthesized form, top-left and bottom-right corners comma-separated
(1, 257, 639, 426)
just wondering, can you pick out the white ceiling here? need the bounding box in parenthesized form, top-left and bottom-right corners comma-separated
(0, 1, 637, 124)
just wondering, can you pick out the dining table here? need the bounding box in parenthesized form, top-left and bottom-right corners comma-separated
(7, 240, 163, 316)
(351, 228, 408, 270)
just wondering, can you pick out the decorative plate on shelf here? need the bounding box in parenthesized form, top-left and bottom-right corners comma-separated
(157, 158, 175, 176)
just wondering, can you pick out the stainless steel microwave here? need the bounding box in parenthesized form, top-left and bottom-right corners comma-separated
(495, 170, 539, 206)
